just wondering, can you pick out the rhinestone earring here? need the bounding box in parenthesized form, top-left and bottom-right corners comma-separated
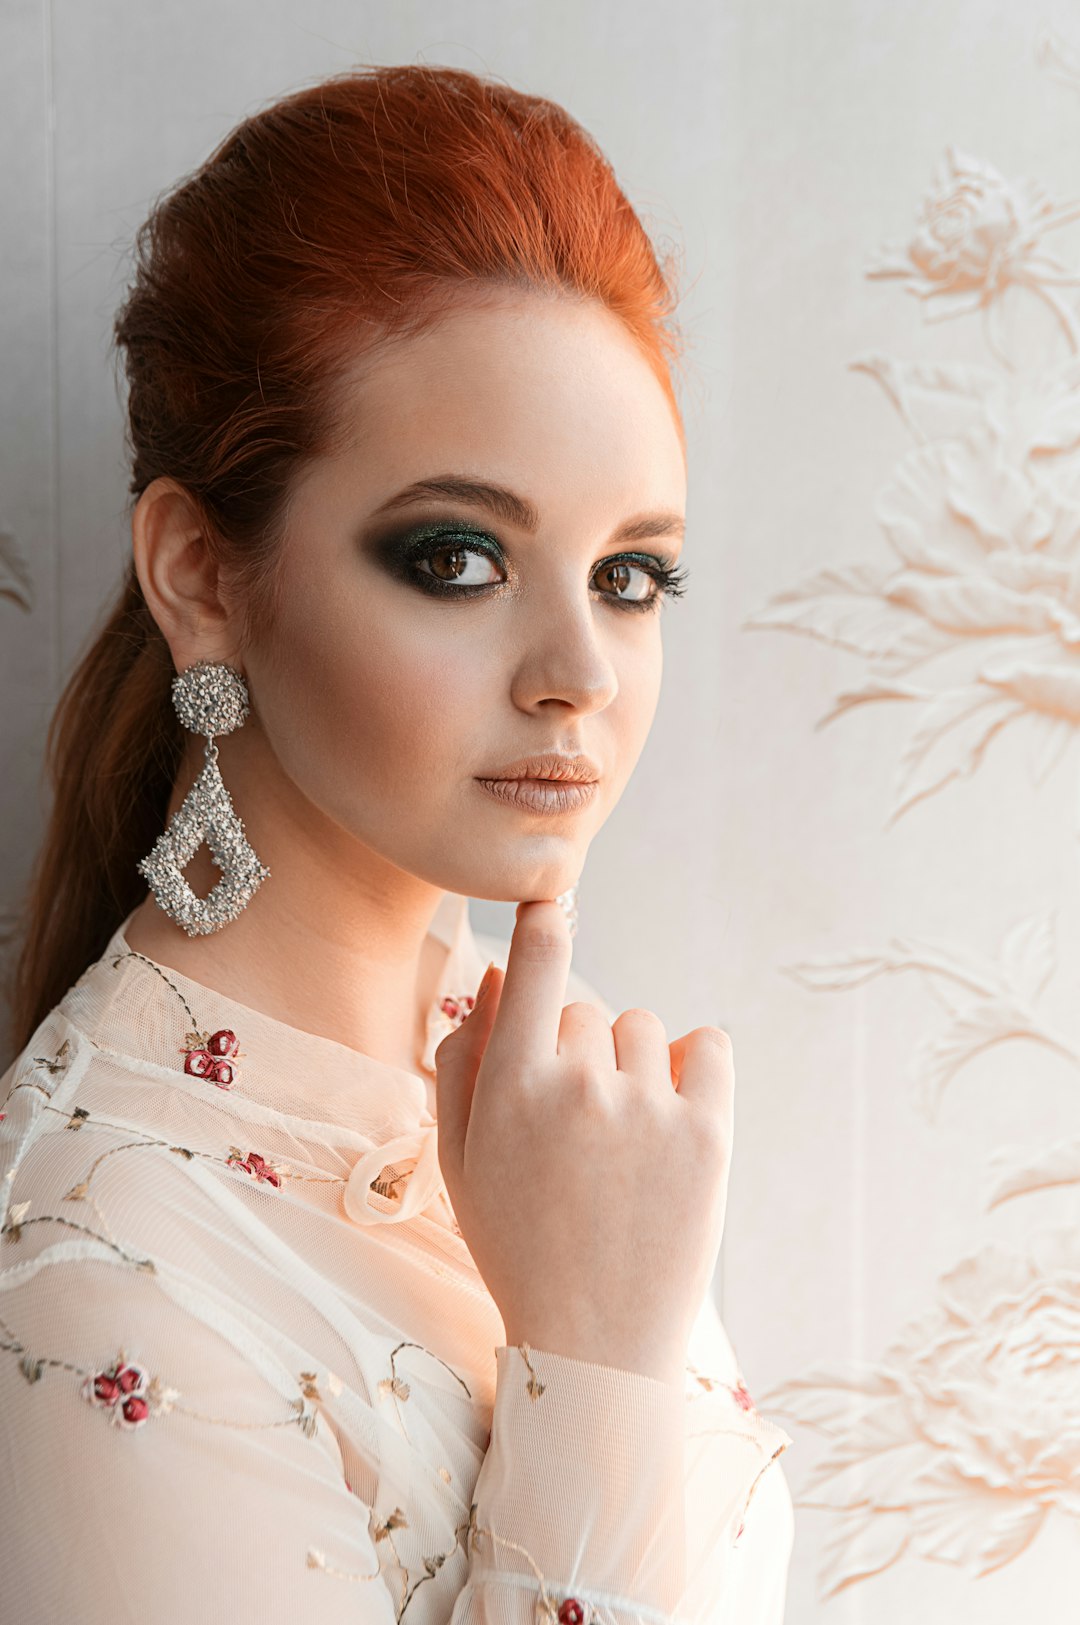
(137, 660, 271, 936)
(555, 882, 579, 938)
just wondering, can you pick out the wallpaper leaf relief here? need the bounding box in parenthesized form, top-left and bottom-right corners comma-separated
(759, 1227, 1080, 1595)
(748, 38, 1080, 1599)
(783, 907, 1075, 1122)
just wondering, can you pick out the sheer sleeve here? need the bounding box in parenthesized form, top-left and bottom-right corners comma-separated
(0, 1251, 402, 1624)
(457, 1334, 791, 1625)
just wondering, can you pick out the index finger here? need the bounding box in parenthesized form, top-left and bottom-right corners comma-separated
(480, 899, 574, 1071)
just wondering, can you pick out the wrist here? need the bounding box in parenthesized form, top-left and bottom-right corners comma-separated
(501, 1326, 685, 1387)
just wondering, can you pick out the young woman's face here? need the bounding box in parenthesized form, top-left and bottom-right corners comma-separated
(241, 288, 687, 905)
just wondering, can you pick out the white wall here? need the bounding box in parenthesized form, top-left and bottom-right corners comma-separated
(3, 2, 1080, 1618)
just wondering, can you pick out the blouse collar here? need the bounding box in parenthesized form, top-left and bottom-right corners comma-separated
(68, 890, 489, 1147)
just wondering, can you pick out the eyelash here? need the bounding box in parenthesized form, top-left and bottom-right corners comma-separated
(394, 524, 690, 613)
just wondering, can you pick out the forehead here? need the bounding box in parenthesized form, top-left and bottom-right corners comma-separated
(319, 288, 687, 519)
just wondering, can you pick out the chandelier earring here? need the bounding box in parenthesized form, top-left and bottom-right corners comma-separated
(137, 659, 271, 936)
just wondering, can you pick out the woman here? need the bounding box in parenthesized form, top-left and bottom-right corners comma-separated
(0, 63, 793, 1624)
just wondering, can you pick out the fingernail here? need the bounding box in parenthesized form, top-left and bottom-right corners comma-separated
(475, 961, 496, 1005)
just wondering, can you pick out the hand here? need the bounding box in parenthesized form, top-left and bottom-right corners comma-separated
(434, 899, 736, 1385)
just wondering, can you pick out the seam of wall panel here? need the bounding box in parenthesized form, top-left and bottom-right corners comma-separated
(43, 0, 58, 697)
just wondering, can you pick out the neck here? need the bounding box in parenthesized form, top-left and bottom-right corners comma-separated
(125, 740, 452, 1071)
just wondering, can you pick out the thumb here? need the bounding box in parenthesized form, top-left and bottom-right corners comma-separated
(434, 961, 503, 1175)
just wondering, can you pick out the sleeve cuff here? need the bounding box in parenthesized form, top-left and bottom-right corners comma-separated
(468, 1343, 688, 1616)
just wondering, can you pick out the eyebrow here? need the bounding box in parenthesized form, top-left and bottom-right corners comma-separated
(369, 474, 686, 545)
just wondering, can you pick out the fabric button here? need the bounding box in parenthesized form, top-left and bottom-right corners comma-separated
(342, 1124, 444, 1226)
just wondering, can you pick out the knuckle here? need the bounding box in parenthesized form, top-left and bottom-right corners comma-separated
(615, 1006, 665, 1030)
(562, 999, 606, 1027)
(560, 1060, 610, 1117)
(517, 927, 569, 964)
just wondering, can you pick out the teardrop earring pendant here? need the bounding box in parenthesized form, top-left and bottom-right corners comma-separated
(137, 660, 271, 936)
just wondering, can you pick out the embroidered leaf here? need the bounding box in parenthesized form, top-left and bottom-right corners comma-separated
(9, 1201, 29, 1225)
(146, 1375, 180, 1414)
(373, 1508, 409, 1542)
(19, 1353, 45, 1384)
(378, 1375, 411, 1401)
(169, 1145, 195, 1160)
(64, 1180, 90, 1201)
(65, 1107, 90, 1131)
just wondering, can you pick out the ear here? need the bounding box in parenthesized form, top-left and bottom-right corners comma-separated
(131, 477, 240, 672)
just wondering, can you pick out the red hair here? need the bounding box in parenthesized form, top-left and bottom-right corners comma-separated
(5, 62, 686, 1061)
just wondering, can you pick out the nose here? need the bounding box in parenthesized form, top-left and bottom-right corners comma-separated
(507, 598, 619, 716)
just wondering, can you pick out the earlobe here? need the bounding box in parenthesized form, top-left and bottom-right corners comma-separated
(131, 476, 233, 667)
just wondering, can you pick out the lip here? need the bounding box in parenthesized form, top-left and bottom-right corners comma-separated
(478, 751, 601, 783)
(475, 777, 599, 814)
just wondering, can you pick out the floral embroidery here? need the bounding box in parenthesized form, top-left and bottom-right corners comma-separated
(226, 1147, 283, 1187)
(518, 1342, 546, 1400)
(108, 954, 248, 1090)
(182, 1027, 243, 1089)
(438, 992, 476, 1026)
(462, 1516, 592, 1625)
(80, 1352, 176, 1429)
(688, 1360, 759, 1412)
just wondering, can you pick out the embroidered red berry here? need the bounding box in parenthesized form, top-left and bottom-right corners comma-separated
(183, 1047, 215, 1079)
(208, 1029, 239, 1058)
(82, 1355, 152, 1428)
(558, 1599, 585, 1625)
(92, 1372, 121, 1405)
(732, 1381, 755, 1411)
(245, 1153, 281, 1188)
(227, 1148, 280, 1188)
(209, 1059, 234, 1089)
(115, 1363, 144, 1395)
(439, 993, 476, 1025)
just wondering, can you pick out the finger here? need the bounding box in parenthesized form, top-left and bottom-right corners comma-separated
(610, 1008, 669, 1081)
(434, 962, 504, 1173)
(669, 1026, 734, 1126)
(481, 899, 573, 1072)
(558, 1000, 617, 1068)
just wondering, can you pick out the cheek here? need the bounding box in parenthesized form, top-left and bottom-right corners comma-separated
(255, 576, 482, 809)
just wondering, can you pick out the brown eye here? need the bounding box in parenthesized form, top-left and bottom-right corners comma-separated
(594, 560, 657, 603)
(420, 544, 503, 586)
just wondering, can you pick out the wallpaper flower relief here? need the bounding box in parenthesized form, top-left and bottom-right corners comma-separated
(746, 36, 1080, 1602)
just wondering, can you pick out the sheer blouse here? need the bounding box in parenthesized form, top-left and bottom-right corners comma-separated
(0, 891, 793, 1624)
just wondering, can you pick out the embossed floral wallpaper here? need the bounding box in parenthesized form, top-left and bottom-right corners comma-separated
(3, 3, 1079, 1620)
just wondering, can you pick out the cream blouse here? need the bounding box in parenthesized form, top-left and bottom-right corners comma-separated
(0, 891, 793, 1624)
